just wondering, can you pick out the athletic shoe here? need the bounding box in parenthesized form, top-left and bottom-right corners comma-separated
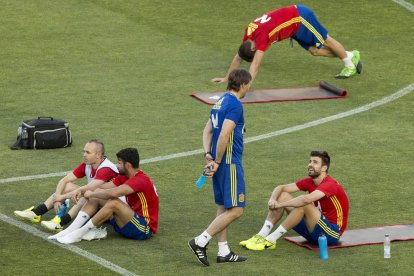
(335, 66, 357, 79)
(14, 207, 41, 223)
(82, 227, 107, 241)
(239, 234, 263, 247)
(57, 234, 82, 244)
(187, 238, 209, 266)
(245, 236, 276, 251)
(351, 50, 362, 74)
(217, 251, 247, 263)
(48, 228, 69, 240)
(41, 216, 63, 232)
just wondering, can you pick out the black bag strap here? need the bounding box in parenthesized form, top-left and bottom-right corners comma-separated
(10, 135, 23, 150)
(37, 116, 54, 120)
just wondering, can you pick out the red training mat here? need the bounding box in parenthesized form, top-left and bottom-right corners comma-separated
(284, 224, 414, 250)
(190, 81, 348, 105)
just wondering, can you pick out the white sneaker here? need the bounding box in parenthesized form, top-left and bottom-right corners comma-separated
(41, 216, 63, 232)
(57, 234, 82, 244)
(48, 229, 68, 240)
(82, 227, 108, 241)
(14, 207, 41, 223)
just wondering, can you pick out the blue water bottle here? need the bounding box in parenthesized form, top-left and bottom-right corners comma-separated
(195, 175, 207, 188)
(196, 166, 211, 188)
(57, 199, 70, 217)
(318, 233, 329, 260)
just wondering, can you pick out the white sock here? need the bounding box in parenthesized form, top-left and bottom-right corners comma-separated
(257, 220, 274, 237)
(58, 220, 96, 244)
(342, 51, 354, 68)
(54, 211, 90, 238)
(266, 225, 287, 243)
(195, 231, 212, 247)
(217, 241, 231, 257)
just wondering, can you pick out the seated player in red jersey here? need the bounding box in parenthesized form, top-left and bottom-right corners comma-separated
(240, 151, 349, 250)
(212, 5, 362, 82)
(50, 148, 159, 244)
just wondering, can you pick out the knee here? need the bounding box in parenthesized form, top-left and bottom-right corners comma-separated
(278, 192, 293, 203)
(308, 46, 319, 56)
(102, 199, 120, 210)
(229, 207, 244, 219)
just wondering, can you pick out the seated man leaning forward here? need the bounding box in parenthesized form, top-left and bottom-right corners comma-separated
(49, 148, 159, 244)
(14, 139, 118, 232)
(240, 151, 349, 250)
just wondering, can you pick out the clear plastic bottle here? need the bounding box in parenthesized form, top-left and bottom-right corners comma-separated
(318, 233, 329, 260)
(384, 234, 391, 259)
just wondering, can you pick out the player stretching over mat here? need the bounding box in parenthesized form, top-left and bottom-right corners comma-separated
(188, 69, 251, 266)
(212, 5, 362, 82)
(240, 151, 349, 250)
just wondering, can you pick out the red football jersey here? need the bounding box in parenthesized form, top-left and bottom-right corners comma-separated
(296, 176, 349, 235)
(113, 171, 159, 234)
(242, 5, 300, 51)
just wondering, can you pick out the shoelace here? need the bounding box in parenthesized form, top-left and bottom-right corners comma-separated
(93, 227, 106, 239)
(255, 236, 266, 244)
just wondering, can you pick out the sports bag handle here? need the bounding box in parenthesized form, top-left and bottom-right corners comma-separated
(37, 116, 54, 120)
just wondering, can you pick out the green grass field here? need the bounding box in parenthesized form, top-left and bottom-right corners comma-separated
(1, 0, 413, 275)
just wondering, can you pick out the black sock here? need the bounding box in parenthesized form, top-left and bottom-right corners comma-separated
(32, 203, 48, 216)
(60, 213, 72, 226)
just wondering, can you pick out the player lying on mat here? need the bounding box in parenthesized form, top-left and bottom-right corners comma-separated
(240, 151, 349, 250)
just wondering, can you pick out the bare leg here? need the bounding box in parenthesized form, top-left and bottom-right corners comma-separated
(264, 202, 322, 244)
(266, 192, 295, 225)
(206, 206, 244, 237)
(44, 182, 80, 211)
(67, 197, 87, 218)
(215, 205, 227, 242)
(91, 198, 134, 227)
(308, 35, 347, 59)
(281, 204, 321, 231)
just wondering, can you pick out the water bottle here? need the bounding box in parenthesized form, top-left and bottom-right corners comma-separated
(384, 234, 391, 259)
(195, 166, 211, 188)
(57, 199, 70, 217)
(196, 175, 207, 188)
(318, 233, 329, 260)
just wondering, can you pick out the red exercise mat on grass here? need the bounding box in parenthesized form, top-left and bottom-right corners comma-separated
(191, 81, 348, 105)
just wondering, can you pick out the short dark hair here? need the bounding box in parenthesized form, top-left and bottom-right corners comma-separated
(88, 139, 105, 156)
(116, 148, 140, 168)
(226, 69, 252, 92)
(238, 40, 256, 62)
(310, 151, 330, 171)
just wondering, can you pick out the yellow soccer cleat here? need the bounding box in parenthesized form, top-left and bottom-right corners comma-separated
(245, 236, 276, 251)
(351, 50, 362, 74)
(41, 216, 63, 232)
(239, 234, 263, 247)
(14, 206, 41, 223)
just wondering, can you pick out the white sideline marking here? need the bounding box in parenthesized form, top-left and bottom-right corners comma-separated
(245, 83, 414, 143)
(0, 213, 137, 276)
(392, 0, 414, 12)
(0, 83, 413, 184)
(0, 2, 411, 274)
